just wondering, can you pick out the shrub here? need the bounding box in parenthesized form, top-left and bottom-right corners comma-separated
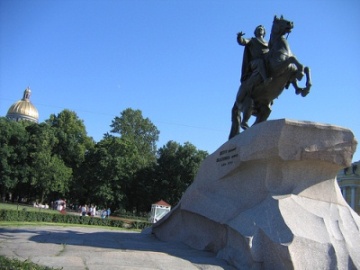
(0, 209, 151, 230)
(0, 209, 18, 221)
(110, 220, 124, 227)
(131, 220, 152, 230)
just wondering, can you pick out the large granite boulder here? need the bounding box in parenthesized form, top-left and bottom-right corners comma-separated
(152, 119, 359, 269)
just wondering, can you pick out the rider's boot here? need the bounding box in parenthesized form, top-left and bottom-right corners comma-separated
(259, 68, 272, 86)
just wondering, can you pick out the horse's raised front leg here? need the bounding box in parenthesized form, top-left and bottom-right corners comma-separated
(291, 66, 312, 97)
(291, 80, 303, 95)
(288, 56, 304, 80)
(301, 67, 312, 97)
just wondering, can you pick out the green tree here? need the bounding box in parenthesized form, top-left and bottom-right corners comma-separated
(25, 123, 72, 203)
(109, 108, 160, 211)
(155, 141, 208, 205)
(130, 164, 158, 213)
(110, 108, 159, 164)
(0, 118, 28, 201)
(80, 135, 143, 210)
(46, 109, 94, 169)
(46, 110, 94, 202)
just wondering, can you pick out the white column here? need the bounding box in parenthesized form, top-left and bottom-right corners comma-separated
(342, 187, 347, 200)
(351, 187, 356, 209)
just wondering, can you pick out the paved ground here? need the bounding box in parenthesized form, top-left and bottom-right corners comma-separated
(0, 226, 234, 270)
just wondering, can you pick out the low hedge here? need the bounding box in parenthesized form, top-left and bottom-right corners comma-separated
(0, 209, 151, 230)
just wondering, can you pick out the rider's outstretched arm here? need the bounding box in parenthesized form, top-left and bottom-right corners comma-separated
(237, 32, 250, 46)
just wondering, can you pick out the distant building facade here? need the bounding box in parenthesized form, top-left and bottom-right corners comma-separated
(6, 87, 39, 123)
(337, 160, 360, 215)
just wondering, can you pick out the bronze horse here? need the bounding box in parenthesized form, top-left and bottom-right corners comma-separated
(229, 16, 312, 139)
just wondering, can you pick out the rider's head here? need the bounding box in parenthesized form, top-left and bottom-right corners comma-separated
(254, 25, 266, 38)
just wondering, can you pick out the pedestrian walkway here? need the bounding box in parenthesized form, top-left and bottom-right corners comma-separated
(0, 226, 234, 270)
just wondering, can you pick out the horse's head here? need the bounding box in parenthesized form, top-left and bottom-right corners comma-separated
(271, 15, 294, 36)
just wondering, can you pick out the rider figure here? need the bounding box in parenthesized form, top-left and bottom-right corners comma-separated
(235, 25, 272, 129)
(238, 25, 271, 84)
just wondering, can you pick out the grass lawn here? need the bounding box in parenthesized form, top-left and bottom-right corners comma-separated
(0, 255, 61, 270)
(0, 221, 139, 232)
(0, 202, 59, 214)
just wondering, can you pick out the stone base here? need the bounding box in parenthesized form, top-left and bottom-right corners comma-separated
(152, 119, 359, 269)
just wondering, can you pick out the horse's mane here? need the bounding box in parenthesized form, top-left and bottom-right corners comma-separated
(269, 19, 278, 49)
(268, 16, 286, 49)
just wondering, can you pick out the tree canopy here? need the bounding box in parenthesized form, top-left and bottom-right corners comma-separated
(0, 118, 28, 201)
(155, 141, 208, 205)
(110, 108, 159, 163)
(46, 109, 94, 169)
(0, 108, 208, 214)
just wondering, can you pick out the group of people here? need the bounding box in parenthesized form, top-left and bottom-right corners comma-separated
(80, 204, 95, 216)
(101, 208, 111, 219)
(79, 204, 111, 218)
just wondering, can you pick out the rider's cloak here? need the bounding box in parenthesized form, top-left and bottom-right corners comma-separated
(240, 37, 269, 82)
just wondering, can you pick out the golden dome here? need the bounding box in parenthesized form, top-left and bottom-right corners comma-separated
(6, 87, 39, 123)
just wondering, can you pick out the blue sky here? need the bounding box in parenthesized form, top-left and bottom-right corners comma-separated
(1, 0, 359, 162)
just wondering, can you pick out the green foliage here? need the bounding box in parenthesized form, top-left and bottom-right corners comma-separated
(107, 108, 161, 211)
(0, 108, 208, 216)
(0, 118, 29, 197)
(45, 110, 94, 169)
(110, 108, 159, 162)
(0, 209, 129, 228)
(45, 110, 95, 204)
(152, 141, 208, 205)
(0, 255, 60, 270)
(131, 220, 152, 230)
(79, 136, 126, 208)
(80, 108, 162, 211)
(0, 209, 18, 221)
(25, 123, 72, 202)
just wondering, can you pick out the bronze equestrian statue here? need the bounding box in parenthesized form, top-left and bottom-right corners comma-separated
(229, 15, 312, 139)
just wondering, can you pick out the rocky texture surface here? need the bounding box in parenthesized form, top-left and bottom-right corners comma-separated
(152, 119, 359, 269)
(0, 226, 234, 270)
